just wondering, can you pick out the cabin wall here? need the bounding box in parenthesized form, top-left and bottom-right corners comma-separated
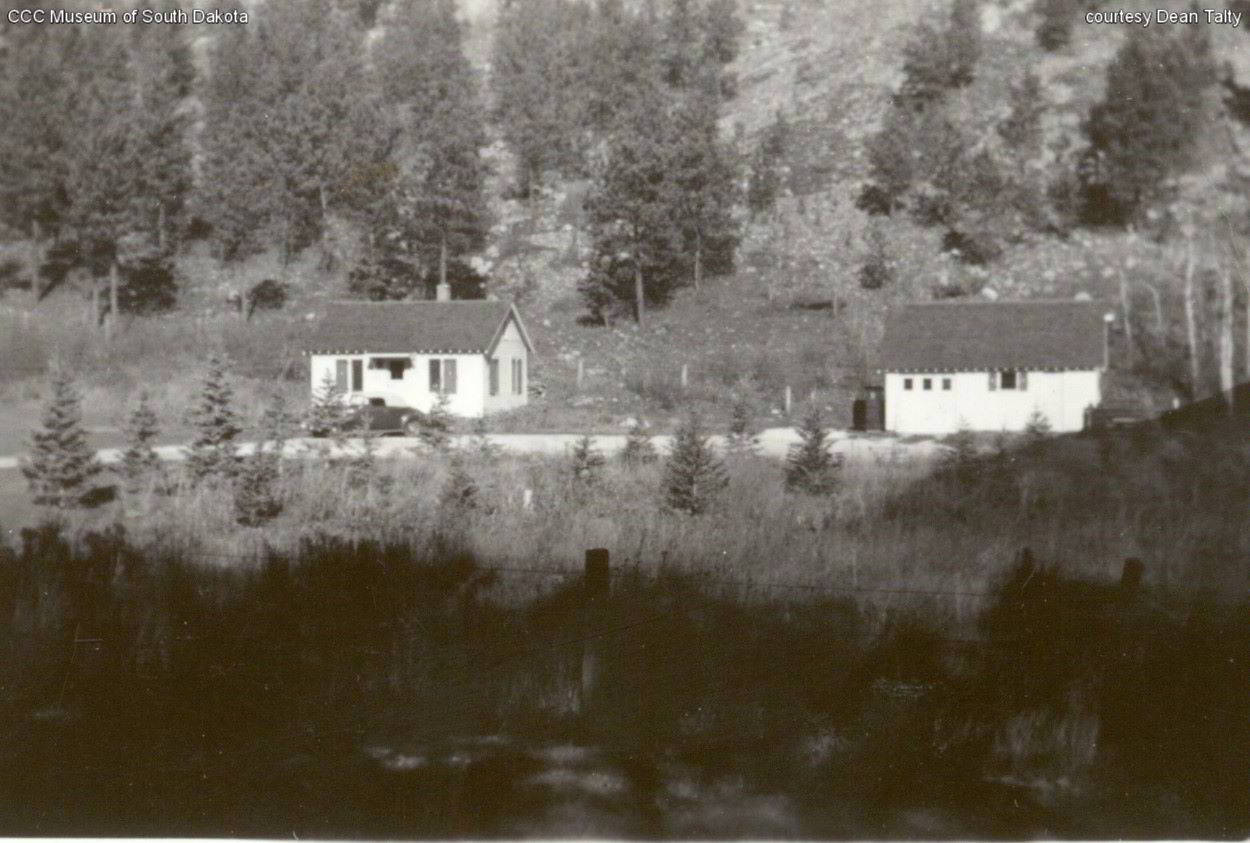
(884, 370, 1101, 435)
(309, 353, 487, 418)
(484, 319, 529, 414)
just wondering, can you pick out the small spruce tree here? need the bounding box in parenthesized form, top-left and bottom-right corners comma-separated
(184, 353, 241, 484)
(116, 390, 162, 495)
(943, 421, 980, 485)
(785, 408, 841, 494)
(304, 371, 345, 437)
(22, 368, 104, 510)
(725, 399, 760, 457)
(233, 396, 290, 527)
(1024, 409, 1052, 446)
(663, 412, 727, 514)
(467, 416, 501, 459)
(419, 391, 454, 452)
(620, 419, 659, 466)
(570, 434, 606, 484)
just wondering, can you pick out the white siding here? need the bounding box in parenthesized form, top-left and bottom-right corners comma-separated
(310, 352, 487, 417)
(484, 318, 529, 414)
(884, 369, 1101, 435)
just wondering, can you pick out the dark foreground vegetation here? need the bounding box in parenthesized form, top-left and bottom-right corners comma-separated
(0, 513, 1247, 838)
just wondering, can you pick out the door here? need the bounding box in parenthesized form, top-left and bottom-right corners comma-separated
(351, 359, 363, 392)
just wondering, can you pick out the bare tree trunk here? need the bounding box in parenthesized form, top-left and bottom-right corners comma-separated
(634, 257, 645, 328)
(1220, 264, 1235, 412)
(439, 230, 448, 289)
(1184, 237, 1201, 397)
(1119, 268, 1134, 369)
(693, 229, 702, 292)
(1142, 282, 1164, 336)
(107, 260, 120, 340)
(90, 278, 100, 329)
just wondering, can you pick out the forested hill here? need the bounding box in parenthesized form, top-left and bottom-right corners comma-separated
(2, 0, 1250, 423)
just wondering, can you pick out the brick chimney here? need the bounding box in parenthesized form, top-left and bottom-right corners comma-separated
(435, 281, 451, 301)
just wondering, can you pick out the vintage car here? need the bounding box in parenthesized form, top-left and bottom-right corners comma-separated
(304, 393, 426, 437)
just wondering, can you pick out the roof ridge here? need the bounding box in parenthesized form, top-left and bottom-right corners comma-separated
(326, 299, 510, 305)
(901, 298, 1103, 307)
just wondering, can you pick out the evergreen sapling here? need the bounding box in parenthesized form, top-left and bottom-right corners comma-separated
(620, 419, 659, 466)
(234, 396, 290, 527)
(116, 390, 163, 495)
(570, 434, 606, 484)
(725, 399, 760, 457)
(22, 368, 104, 510)
(419, 391, 454, 452)
(184, 354, 241, 484)
(785, 408, 841, 494)
(663, 412, 727, 514)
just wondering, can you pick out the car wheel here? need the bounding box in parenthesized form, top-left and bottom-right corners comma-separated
(404, 418, 424, 437)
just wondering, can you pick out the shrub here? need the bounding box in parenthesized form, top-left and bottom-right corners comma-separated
(664, 412, 727, 514)
(419, 392, 454, 452)
(21, 368, 105, 510)
(120, 257, 179, 315)
(303, 372, 346, 437)
(725, 399, 760, 457)
(245, 279, 289, 318)
(621, 419, 659, 466)
(184, 353, 242, 485)
(439, 454, 479, 512)
(570, 434, 606, 484)
(1035, 0, 1074, 51)
(785, 408, 841, 494)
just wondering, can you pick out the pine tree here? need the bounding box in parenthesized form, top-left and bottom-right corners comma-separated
(492, 0, 593, 193)
(747, 110, 790, 217)
(1035, 0, 1074, 51)
(570, 435, 607, 484)
(859, 221, 894, 290)
(184, 354, 241, 484)
(376, 0, 488, 295)
(583, 85, 683, 326)
(304, 372, 346, 437)
(895, 0, 981, 110)
(621, 419, 659, 466)
(785, 409, 841, 494)
(663, 412, 727, 514)
(724, 399, 760, 456)
(22, 369, 104, 510)
(234, 397, 289, 526)
(670, 82, 740, 290)
(1081, 26, 1215, 224)
(116, 390, 162, 494)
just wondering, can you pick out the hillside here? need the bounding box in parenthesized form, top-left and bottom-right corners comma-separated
(3, 0, 1249, 433)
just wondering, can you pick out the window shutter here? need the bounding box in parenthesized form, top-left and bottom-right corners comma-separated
(489, 359, 499, 396)
(445, 359, 457, 394)
(335, 360, 348, 392)
(429, 359, 441, 392)
(1019, 370, 1028, 390)
(988, 372, 997, 391)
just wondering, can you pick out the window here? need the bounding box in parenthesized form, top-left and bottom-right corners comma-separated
(903, 378, 913, 390)
(489, 359, 500, 396)
(942, 378, 952, 391)
(370, 357, 410, 381)
(1000, 370, 1018, 390)
(429, 359, 457, 394)
(511, 358, 524, 396)
(923, 378, 932, 391)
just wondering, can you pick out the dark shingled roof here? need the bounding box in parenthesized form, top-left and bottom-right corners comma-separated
(880, 299, 1110, 372)
(305, 300, 523, 355)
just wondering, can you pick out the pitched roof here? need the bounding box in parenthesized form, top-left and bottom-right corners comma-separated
(880, 299, 1110, 372)
(304, 300, 528, 355)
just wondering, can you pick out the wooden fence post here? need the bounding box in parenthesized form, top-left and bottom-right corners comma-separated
(1120, 557, 1143, 594)
(784, 385, 792, 415)
(580, 548, 610, 713)
(522, 488, 534, 510)
(680, 364, 689, 390)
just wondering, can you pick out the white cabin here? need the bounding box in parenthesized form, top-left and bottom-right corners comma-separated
(304, 298, 534, 418)
(880, 299, 1111, 436)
